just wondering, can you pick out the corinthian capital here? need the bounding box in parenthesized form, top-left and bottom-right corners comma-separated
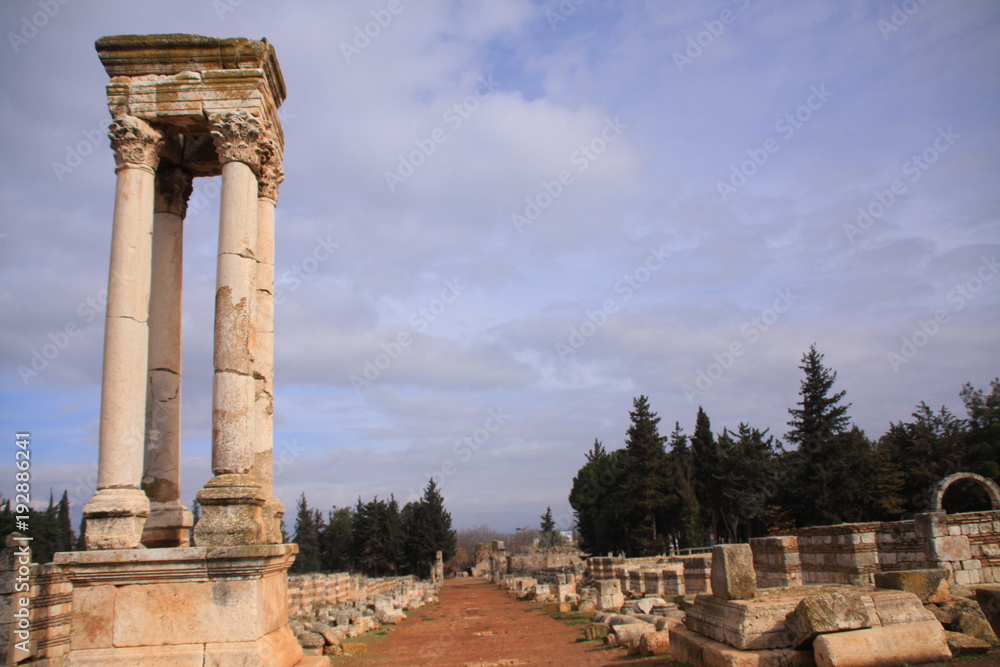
(108, 116, 163, 172)
(257, 134, 284, 202)
(154, 164, 194, 217)
(210, 111, 265, 169)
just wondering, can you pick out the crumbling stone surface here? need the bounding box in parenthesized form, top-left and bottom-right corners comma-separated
(946, 630, 991, 656)
(935, 596, 1000, 645)
(784, 589, 874, 649)
(874, 568, 950, 603)
(606, 621, 656, 647)
(813, 620, 951, 667)
(710, 544, 757, 601)
(975, 587, 1000, 638)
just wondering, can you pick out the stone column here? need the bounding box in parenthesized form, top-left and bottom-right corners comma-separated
(83, 115, 161, 550)
(255, 139, 285, 544)
(141, 163, 194, 548)
(194, 111, 267, 546)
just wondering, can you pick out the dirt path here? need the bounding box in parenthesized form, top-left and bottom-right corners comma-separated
(332, 578, 666, 667)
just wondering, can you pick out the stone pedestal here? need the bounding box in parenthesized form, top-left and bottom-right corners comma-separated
(54, 545, 301, 666)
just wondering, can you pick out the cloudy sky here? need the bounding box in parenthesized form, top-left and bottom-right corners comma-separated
(1, 1, 998, 534)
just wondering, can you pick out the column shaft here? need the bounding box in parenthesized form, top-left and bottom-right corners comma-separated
(195, 110, 267, 546)
(84, 116, 160, 550)
(142, 164, 193, 548)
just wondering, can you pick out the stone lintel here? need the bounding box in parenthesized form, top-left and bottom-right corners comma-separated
(53, 544, 298, 586)
(96, 34, 286, 104)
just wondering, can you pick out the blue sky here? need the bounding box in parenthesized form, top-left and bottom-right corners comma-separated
(1, 0, 998, 533)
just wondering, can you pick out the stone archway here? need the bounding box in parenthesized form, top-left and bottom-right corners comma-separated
(931, 472, 1000, 512)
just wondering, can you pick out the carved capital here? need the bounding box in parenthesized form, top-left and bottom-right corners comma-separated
(210, 111, 265, 170)
(154, 164, 193, 217)
(108, 115, 162, 172)
(257, 135, 284, 202)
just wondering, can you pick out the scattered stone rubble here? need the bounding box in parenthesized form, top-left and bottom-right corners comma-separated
(486, 510, 1000, 666)
(286, 573, 439, 656)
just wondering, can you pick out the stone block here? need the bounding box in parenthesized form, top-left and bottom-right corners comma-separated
(669, 624, 814, 667)
(946, 631, 991, 656)
(932, 535, 972, 562)
(608, 621, 656, 646)
(874, 568, 950, 603)
(711, 544, 757, 601)
(638, 629, 672, 656)
(785, 589, 873, 649)
(975, 587, 1000, 637)
(813, 620, 951, 667)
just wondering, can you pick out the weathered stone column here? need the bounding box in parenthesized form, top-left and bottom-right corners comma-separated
(83, 115, 161, 549)
(255, 139, 285, 544)
(141, 162, 194, 548)
(195, 111, 267, 546)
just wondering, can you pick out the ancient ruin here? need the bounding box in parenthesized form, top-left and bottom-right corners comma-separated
(488, 501, 1000, 665)
(3, 34, 299, 666)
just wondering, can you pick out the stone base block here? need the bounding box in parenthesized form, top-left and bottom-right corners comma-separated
(54, 544, 301, 666)
(685, 586, 935, 650)
(874, 568, 950, 603)
(141, 501, 194, 548)
(82, 488, 150, 550)
(813, 620, 951, 667)
(669, 625, 814, 667)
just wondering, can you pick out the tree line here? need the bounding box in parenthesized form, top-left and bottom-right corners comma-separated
(289, 478, 456, 578)
(0, 490, 77, 563)
(569, 345, 1000, 557)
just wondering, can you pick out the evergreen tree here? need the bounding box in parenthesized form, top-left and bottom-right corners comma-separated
(690, 406, 720, 542)
(784, 345, 852, 526)
(568, 440, 628, 554)
(668, 422, 704, 548)
(617, 395, 673, 556)
(55, 490, 74, 553)
(713, 424, 779, 542)
(538, 506, 562, 548)
(291, 493, 321, 573)
(320, 506, 354, 572)
(881, 402, 975, 513)
(401, 479, 456, 578)
(961, 378, 1000, 481)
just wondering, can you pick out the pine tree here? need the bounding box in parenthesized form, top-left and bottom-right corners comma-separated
(668, 422, 704, 548)
(538, 506, 562, 548)
(617, 395, 672, 556)
(401, 479, 456, 578)
(568, 440, 628, 554)
(961, 378, 1000, 481)
(690, 406, 719, 542)
(291, 493, 321, 573)
(55, 490, 74, 553)
(784, 345, 852, 526)
(320, 506, 354, 572)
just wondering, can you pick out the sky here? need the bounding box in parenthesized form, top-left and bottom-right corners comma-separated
(0, 1, 998, 535)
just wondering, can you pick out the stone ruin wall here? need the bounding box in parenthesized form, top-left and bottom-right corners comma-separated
(751, 510, 1000, 589)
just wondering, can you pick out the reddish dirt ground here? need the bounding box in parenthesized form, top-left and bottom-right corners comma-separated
(332, 578, 666, 666)
(333, 578, 1000, 666)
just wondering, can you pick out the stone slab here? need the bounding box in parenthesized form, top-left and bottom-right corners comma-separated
(669, 624, 814, 667)
(874, 568, 950, 603)
(785, 589, 873, 649)
(684, 586, 934, 651)
(813, 620, 951, 667)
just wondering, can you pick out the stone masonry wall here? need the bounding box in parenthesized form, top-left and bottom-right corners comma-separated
(748, 510, 1000, 588)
